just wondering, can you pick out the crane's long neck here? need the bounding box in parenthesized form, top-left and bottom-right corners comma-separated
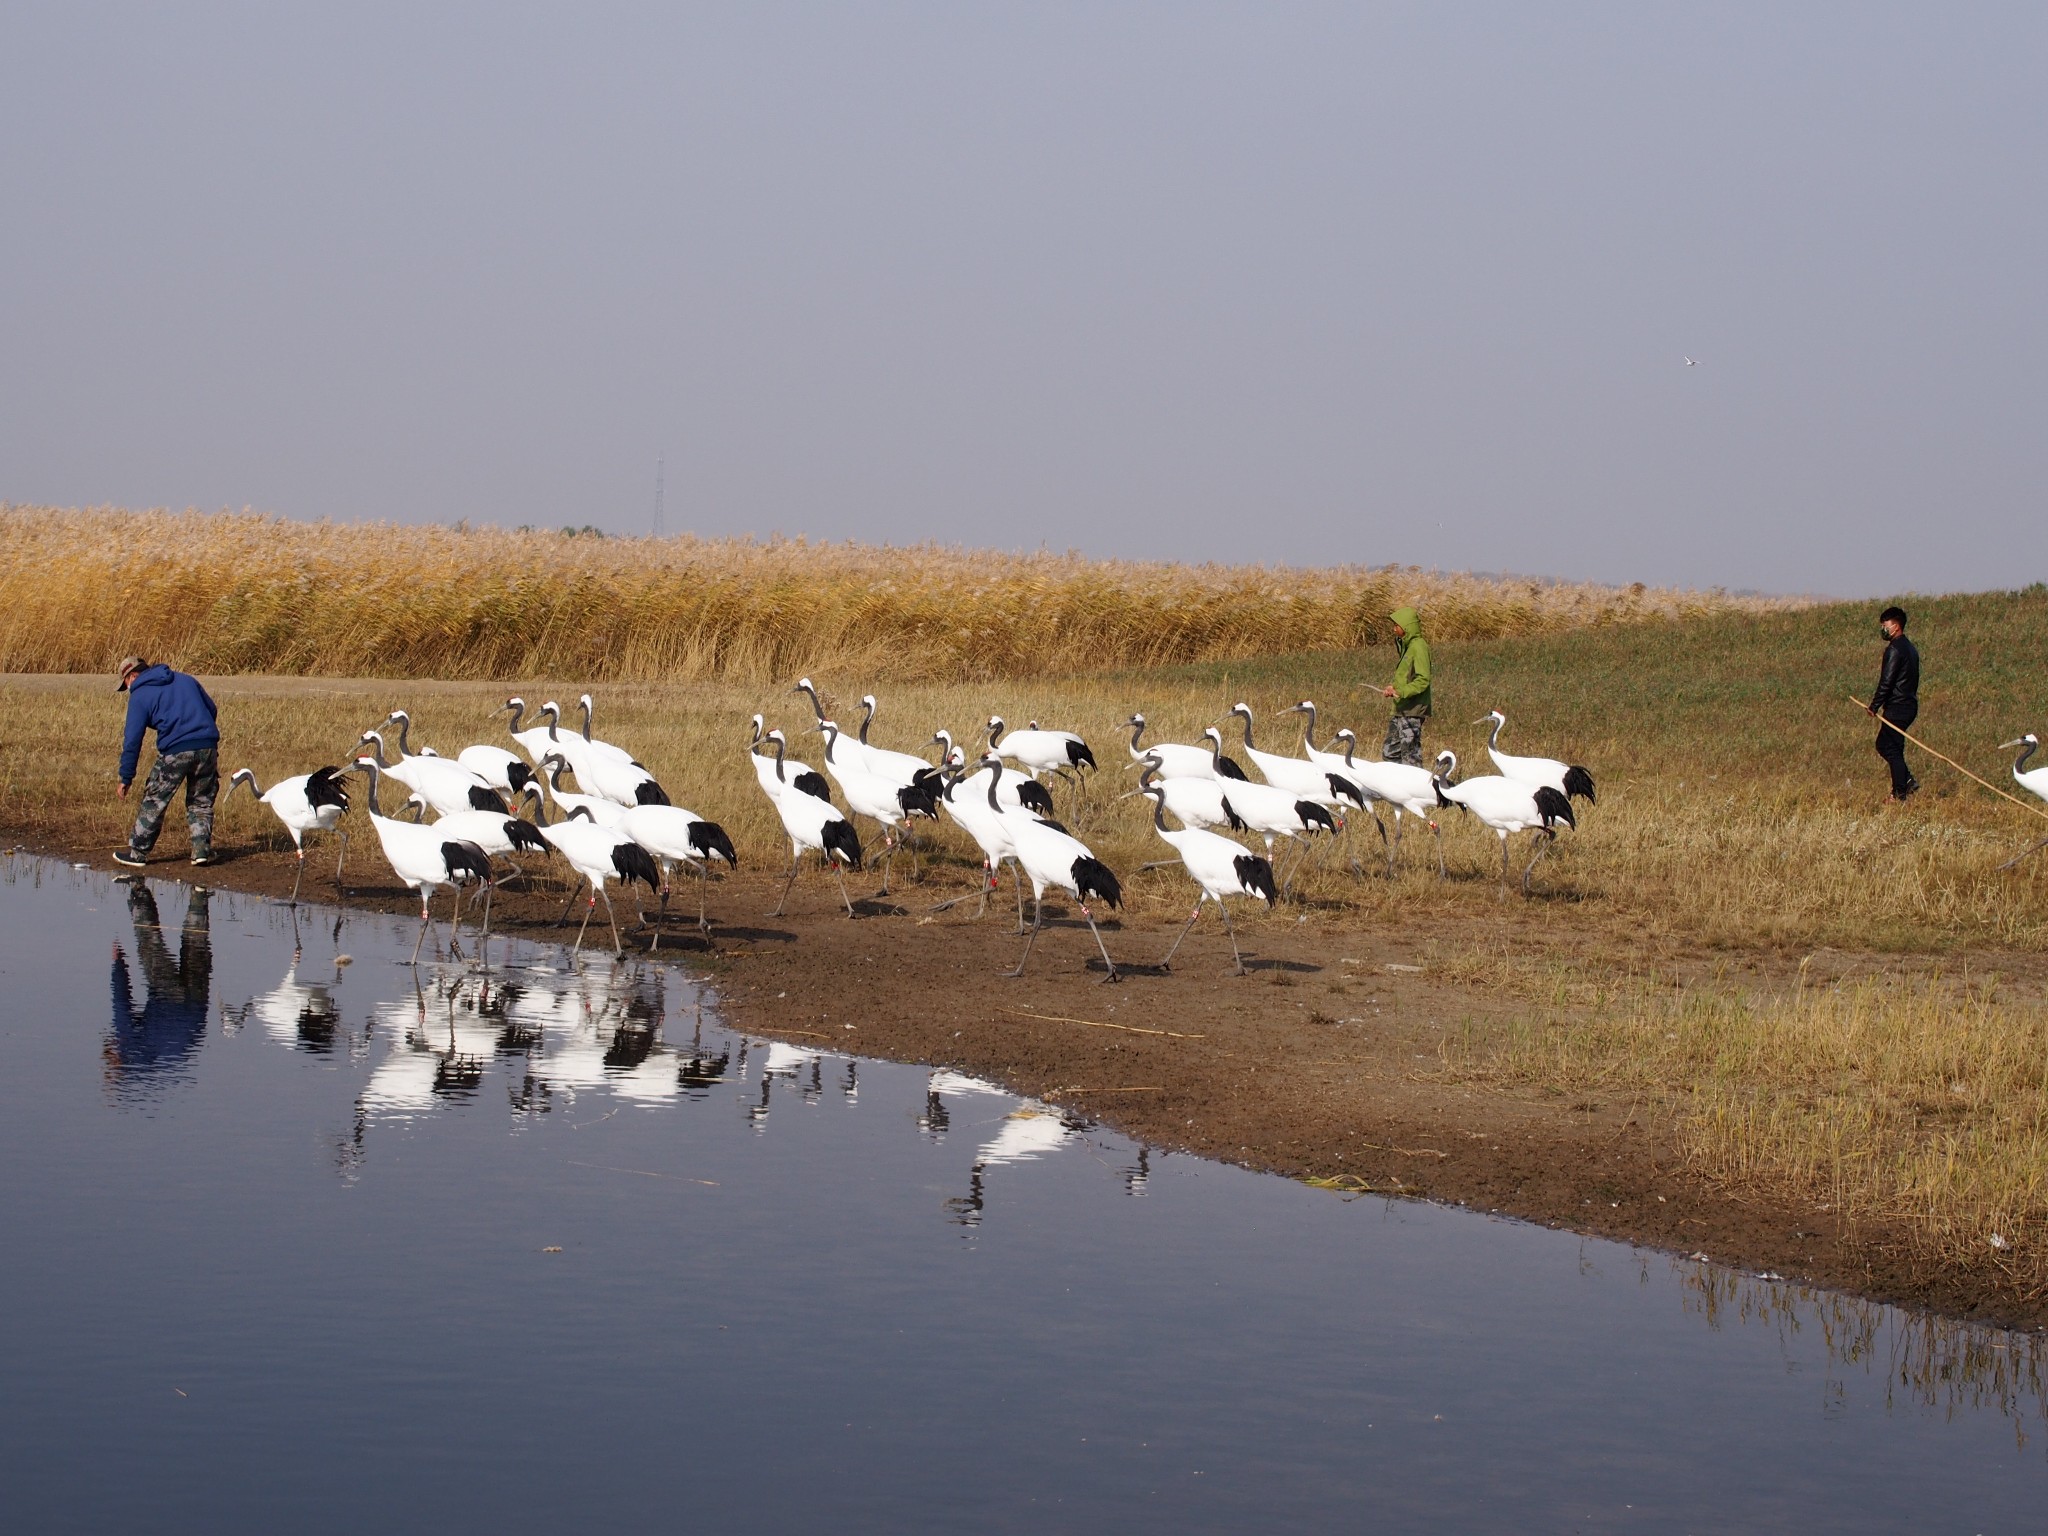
(1126, 719, 1147, 758)
(357, 760, 385, 818)
(232, 769, 264, 799)
(2018, 741, 2038, 778)
(987, 719, 1004, 750)
(859, 699, 875, 745)
(1338, 735, 1357, 767)
(984, 763, 1004, 813)
(1236, 711, 1256, 751)
(798, 683, 825, 724)
(580, 699, 596, 743)
(820, 725, 840, 765)
(505, 700, 526, 735)
(1488, 715, 1505, 751)
(360, 732, 392, 768)
(770, 736, 788, 782)
(390, 715, 412, 757)
(1147, 793, 1169, 835)
(1296, 704, 1317, 751)
(543, 708, 560, 742)
(1208, 735, 1227, 771)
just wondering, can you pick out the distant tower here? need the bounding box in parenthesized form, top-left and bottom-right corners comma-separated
(654, 456, 665, 539)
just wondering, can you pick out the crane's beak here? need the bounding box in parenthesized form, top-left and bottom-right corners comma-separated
(1275, 705, 1306, 716)
(2000, 738, 2029, 749)
(1470, 716, 1494, 726)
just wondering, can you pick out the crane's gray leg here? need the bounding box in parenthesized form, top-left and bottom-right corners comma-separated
(1521, 831, 1553, 896)
(555, 876, 584, 926)
(601, 885, 623, 953)
(1221, 902, 1247, 977)
(1080, 903, 1121, 984)
(1433, 821, 1446, 880)
(872, 830, 895, 898)
(1996, 834, 2048, 871)
(288, 851, 306, 907)
(409, 899, 432, 965)
(832, 860, 856, 917)
(333, 830, 348, 890)
(697, 861, 712, 934)
(1010, 864, 1028, 934)
(1388, 810, 1402, 878)
(1498, 833, 1511, 898)
(480, 880, 494, 943)
(1006, 896, 1045, 977)
(1159, 903, 1202, 970)
(573, 892, 597, 953)
(770, 856, 802, 917)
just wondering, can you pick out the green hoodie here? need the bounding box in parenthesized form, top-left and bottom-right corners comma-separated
(1388, 606, 1431, 717)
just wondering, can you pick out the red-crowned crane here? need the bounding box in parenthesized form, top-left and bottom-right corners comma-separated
(619, 801, 738, 936)
(223, 764, 351, 904)
(932, 732, 1054, 816)
(980, 754, 1122, 982)
(1130, 783, 1275, 976)
(1432, 750, 1575, 896)
(758, 729, 864, 917)
(1123, 713, 1249, 781)
(986, 716, 1096, 783)
(529, 796, 662, 955)
(749, 715, 833, 804)
(348, 757, 496, 963)
(359, 723, 507, 818)
(1294, 722, 1448, 879)
(817, 721, 939, 894)
(1226, 702, 1364, 809)
(1479, 710, 1595, 804)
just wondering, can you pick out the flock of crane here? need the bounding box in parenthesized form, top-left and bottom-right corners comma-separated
(219, 685, 1598, 977)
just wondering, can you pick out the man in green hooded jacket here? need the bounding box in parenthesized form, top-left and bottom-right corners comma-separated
(1376, 606, 1431, 765)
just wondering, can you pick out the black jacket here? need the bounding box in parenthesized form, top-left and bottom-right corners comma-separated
(1871, 634, 1920, 713)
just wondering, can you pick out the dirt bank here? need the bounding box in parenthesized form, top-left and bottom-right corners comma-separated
(13, 827, 2040, 1330)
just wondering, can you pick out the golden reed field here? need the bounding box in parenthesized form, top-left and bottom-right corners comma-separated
(0, 505, 1784, 683)
(7, 503, 2048, 1312)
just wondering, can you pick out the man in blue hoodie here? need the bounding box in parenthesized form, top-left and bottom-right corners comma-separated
(112, 655, 221, 867)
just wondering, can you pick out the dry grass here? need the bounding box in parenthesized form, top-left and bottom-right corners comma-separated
(0, 505, 1787, 683)
(1439, 961, 2048, 1296)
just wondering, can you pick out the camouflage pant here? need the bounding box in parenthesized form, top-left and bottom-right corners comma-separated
(130, 748, 219, 856)
(1383, 715, 1425, 767)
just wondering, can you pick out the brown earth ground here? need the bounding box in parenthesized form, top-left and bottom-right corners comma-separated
(17, 817, 2044, 1332)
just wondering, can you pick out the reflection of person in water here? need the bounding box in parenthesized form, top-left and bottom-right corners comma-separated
(106, 882, 212, 1082)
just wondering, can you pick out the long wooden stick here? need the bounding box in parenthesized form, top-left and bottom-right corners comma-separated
(1848, 696, 2048, 822)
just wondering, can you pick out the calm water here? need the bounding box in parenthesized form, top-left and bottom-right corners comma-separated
(2, 856, 2044, 1533)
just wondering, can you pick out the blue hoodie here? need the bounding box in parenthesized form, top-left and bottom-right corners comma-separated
(118, 664, 220, 785)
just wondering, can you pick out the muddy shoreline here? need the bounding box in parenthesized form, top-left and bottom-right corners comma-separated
(16, 828, 2041, 1330)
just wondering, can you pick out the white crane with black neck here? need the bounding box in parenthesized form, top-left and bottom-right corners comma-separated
(980, 754, 1123, 982)
(360, 720, 509, 818)
(816, 721, 939, 895)
(748, 715, 833, 805)
(347, 757, 496, 964)
(1478, 710, 1596, 804)
(222, 764, 351, 904)
(1128, 782, 1275, 976)
(527, 794, 662, 955)
(986, 716, 1096, 783)
(757, 729, 864, 917)
(1432, 750, 1575, 896)
(1286, 719, 1448, 879)
(1122, 713, 1249, 781)
(1994, 734, 2048, 870)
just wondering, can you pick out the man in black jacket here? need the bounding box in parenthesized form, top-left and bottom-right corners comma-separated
(1866, 605, 1920, 802)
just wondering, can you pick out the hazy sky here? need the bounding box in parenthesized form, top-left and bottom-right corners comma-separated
(4, 4, 2044, 596)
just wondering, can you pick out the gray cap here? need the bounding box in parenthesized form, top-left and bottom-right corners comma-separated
(116, 656, 146, 692)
